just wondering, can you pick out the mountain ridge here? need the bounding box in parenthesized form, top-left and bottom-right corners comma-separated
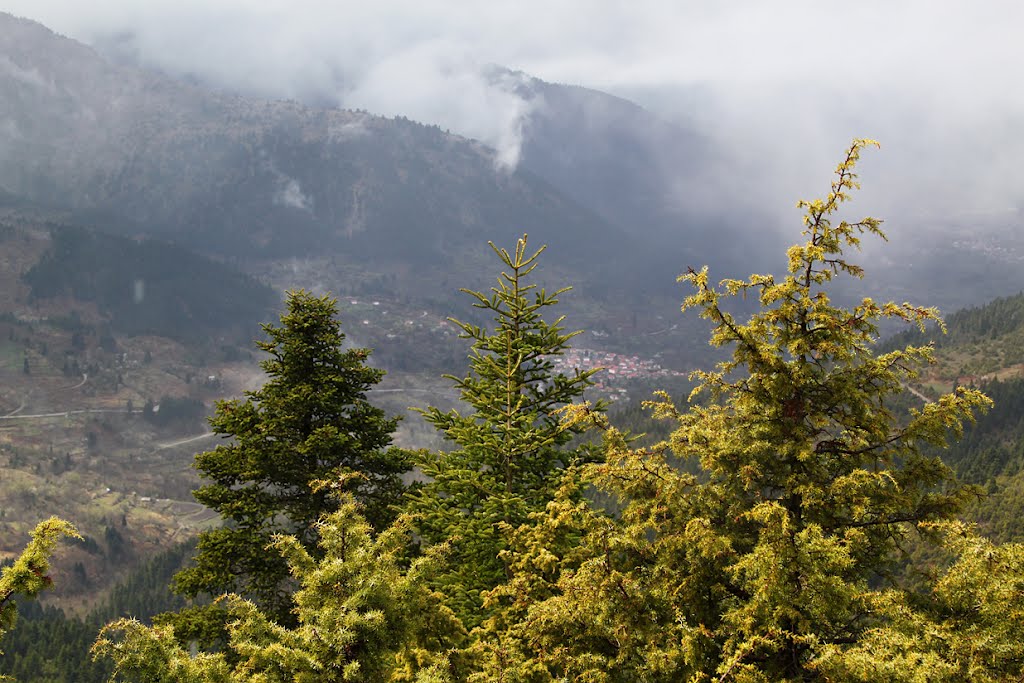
(0, 11, 635, 281)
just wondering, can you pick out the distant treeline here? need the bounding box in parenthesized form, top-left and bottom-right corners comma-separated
(0, 541, 195, 682)
(887, 291, 1024, 360)
(23, 224, 275, 343)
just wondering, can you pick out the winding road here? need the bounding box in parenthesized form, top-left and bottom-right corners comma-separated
(156, 432, 217, 450)
(902, 383, 933, 404)
(0, 407, 133, 420)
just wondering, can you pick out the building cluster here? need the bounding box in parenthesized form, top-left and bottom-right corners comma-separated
(949, 234, 1022, 263)
(551, 347, 685, 400)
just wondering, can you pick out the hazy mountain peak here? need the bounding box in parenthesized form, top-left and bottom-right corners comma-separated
(0, 13, 630, 286)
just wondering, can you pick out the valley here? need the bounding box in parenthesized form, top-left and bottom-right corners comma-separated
(1, 6, 1024, 681)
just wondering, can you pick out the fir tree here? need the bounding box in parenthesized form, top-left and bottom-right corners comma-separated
(173, 290, 410, 625)
(815, 520, 1024, 682)
(407, 236, 603, 628)
(95, 487, 462, 683)
(474, 140, 993, 681)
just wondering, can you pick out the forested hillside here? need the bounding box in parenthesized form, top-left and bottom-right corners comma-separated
(891, 291, 1024, 377)
(887, 291, 1024, 548)
(941, 378, 1024, 482)
(7, 141, 1024, 682)
(3, 2, 1024, 680)
(23, 224, 275, 342)
(0, 13, 637, 285)
(0, 541, 193, 682)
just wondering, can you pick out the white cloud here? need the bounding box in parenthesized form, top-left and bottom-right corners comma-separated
(8, 2, 1022, 100)
(0, 53, 56, 93)
(4, 0, 1024, 224)
(274, 177, 313, 213)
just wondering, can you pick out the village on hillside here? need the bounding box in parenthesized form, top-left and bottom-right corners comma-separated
(552, 347, 687, 401)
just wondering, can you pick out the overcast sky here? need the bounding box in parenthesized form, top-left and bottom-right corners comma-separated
(5, 1, 1023, 230)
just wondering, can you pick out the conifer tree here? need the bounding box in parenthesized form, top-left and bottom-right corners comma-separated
(173, 290, 409, 624)
(474, 140, 992, 681)
(407, 236, 603, 628)
(815, 521, 1024, 682)
(95, 489, 462, 683)
(1, 517, 79, 678)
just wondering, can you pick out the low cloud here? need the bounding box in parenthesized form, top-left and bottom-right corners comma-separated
(274, 177, 313, 213)
(5, 1, 1024, 229)
(0, 54, 54, 92)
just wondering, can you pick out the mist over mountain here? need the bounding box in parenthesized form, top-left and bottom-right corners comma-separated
(9, 2, 1024, 242)
(0, 13, 641, 284)
(6, 9, 1024, 681)
(3, 8, 1024, 324)
(87, 33, 759, 274)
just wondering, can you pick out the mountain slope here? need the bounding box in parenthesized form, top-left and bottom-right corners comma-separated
(509, 73, 725, 255)
(0, 204, 275, 344)
(0, 13, 624, 277)
(876, 292, 1024, 542)
(23, 222, 275, 342)
(890, 291, 1024, 387)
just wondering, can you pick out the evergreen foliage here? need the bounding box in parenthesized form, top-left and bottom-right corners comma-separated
(94, 490, 462, 682)
(814, 521, 1024, 682)
(0, 518, 79, 680)
(173, 290, 410, 624)
(470, 140, 994, 681)
(35, 141, 1024, 682)
(0, 541, 195, 682)
(0, 602, 111, 683)
(407, 236, 603, 627)
(23, 225, 275, 343)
